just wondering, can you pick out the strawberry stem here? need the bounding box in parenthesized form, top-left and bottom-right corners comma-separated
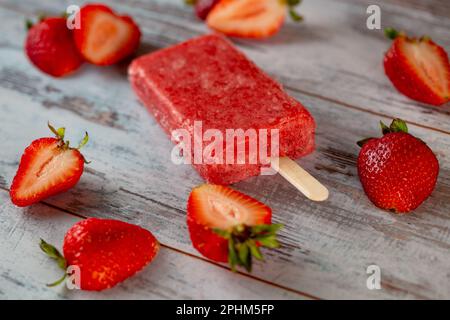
(48, 122, 66, 141)
(385, 27, 401, 40)
(47, 122, 90, 160)
(213, 223, 283, 272)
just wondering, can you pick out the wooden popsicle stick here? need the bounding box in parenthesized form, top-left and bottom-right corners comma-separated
(271, 157, 329, 202)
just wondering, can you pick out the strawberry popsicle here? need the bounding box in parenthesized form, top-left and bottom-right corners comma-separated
(129, 34, 315, 185)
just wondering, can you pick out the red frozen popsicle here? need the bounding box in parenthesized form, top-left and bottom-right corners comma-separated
(129, 34, 327, 200)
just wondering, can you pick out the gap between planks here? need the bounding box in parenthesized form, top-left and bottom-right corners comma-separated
(0, 186, 319, 300)
(284, 86, 450, 135)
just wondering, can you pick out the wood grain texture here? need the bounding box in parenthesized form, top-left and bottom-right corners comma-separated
(0, 0, 449, 300)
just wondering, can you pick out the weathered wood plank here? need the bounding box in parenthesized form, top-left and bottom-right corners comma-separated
(0, 0, 449, 300)
(0, 191, 304, 300)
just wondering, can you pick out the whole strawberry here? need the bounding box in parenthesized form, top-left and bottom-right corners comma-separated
(187, 184, 282, 272)
(10, 123, 89, 207)
(357, 119, 439, 213)
(25, 17, 84, 77)
(383, 28, 450, 106)
(40, 218, 159, 291)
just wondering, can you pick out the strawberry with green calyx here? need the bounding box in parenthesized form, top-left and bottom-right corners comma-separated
(188, 0, 303, 24)
(10, 123, 89, 207)
(383, 27, 450, 106)
(187, 184, 283, 272)
(40, 218, 160, 291)
(357, 119, 439, 213)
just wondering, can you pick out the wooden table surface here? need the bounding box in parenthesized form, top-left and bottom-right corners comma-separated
(0, 0, 449, 300)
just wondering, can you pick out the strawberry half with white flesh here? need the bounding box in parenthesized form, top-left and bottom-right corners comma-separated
(206, 0, 287, 38)
(10, 123, 89, 207)
(74, 4, 141, 65)
(187, 184, 282, 272)
(384, 28, 450, 106)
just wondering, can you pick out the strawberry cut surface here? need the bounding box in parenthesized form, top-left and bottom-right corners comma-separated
(74, 4, 141, 65)
(206, 0, 286, 38)
(187, 184, 273, 264)
(384, 30, 450, 106)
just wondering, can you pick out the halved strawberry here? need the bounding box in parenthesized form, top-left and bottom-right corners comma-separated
(384, 28, 450, 106)
(195, 0, 220, 20)
(74, 4, 141, 65)
(10, 123, 89, 207)
(187, 184, 282, 272)
(206, 0, 286, 38)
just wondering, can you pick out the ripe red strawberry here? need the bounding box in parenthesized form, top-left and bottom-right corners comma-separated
(187, 184, 282, 272)
(25, 17, 84, 77)
(206, 0, 287, 38)
(195, 0, 220, 20)
(40, 218, 159, 291)
(357, 119, 439, 213)
(384, 28, 450, 106)
(10, 123, 89, 207)
(74, 4, 141, 66)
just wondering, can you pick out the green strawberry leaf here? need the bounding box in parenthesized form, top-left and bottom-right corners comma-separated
(256, 236, 281, 249)
(225, 224, 283, 272)
(289, 8, 303, 22)
(46, 273, 67, 287)
(357, 138, 373, 148)
(48, 122, 66, 141)
(40, 239, 67, 270)
(237, 243, 251, 272)
(228, 237, 238, 272)
(389, 118, 408, 133)
(40, 239, 69, 287)
(248, 241, 263, 261)
(384, 27, 400, 40)
(212, 228, 231, 239)
(77, 132, 89, 149)
(380, 121, 390, 135)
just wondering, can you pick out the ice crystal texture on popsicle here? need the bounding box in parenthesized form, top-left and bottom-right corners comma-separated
(129, 34, 315, 184)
